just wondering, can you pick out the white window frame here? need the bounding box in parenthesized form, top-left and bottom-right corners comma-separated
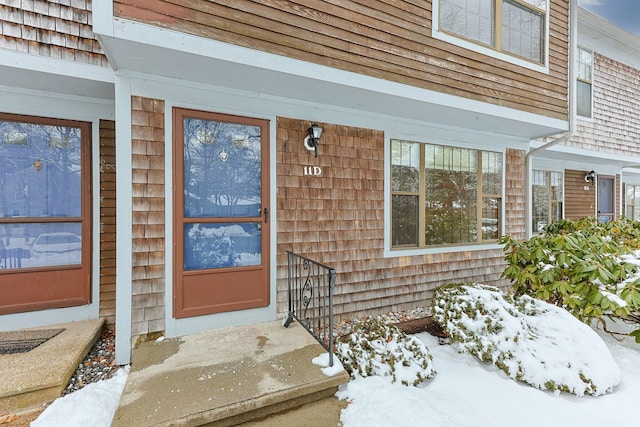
(531, 169, 564, 233)
(386, 137, 506, 256)
(432, 0, 550, 74)
(576, 46, 593, 119)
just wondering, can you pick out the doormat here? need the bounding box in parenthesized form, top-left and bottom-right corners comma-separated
(0, 328, 65, 355)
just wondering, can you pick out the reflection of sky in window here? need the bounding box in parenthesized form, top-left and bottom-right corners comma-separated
(0, 121, 82, 218)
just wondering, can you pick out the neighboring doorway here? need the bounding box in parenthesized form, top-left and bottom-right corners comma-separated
(598, 176, 615, 222)
(0, 114, 91, 314)
(172, 108, 270, 318)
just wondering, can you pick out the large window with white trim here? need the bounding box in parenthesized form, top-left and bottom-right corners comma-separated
(532, 170, 562, 233)
(439, 0, 547, 64)
(391, 140, 503, 248)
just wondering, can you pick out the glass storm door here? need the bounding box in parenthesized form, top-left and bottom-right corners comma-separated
(0, 114, 91, 314)
(173, 108, 270, 318)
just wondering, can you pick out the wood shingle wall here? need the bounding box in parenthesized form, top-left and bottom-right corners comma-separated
(114, 0, 569, 121)
(570, 53, 640, 156)
(0, 0, 107, 65)
(505, 148, 526, 241)
(99, 119, 116, 327)
(276, 117, 511, 321)
(131, 96, 166, 340)
(564, 169, 595, 220)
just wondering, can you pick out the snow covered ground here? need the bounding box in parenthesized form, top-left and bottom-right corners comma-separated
(338, 330, 640, 427)
(32, 319, 639, 427)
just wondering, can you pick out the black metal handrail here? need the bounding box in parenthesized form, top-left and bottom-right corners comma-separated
(284, 251, 337, 367)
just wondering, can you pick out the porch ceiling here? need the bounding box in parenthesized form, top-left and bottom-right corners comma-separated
(98, 33, 567, 140)
(0, 63, 114, 101)
(532, 144, 640, 169)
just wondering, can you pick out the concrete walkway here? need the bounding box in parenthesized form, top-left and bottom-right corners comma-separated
(112, 320, 350, 426)
(0, 318, 104, 414)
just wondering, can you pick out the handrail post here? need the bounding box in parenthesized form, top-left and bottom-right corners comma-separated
(284, 251, 337, 367)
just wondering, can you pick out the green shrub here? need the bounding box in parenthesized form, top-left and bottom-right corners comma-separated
(433, 284, 620, 396)
(500, 217, 640, 340)
(336, 318, 436, 386)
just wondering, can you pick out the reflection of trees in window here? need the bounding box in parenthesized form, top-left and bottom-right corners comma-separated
(439, 0, 547, 64)
(0, 120, 81, 218)
(424, 166, 478, 245)
(391, 140, 502, 248)
(183, 118, 261, 218)
(532, 170, 562, 233)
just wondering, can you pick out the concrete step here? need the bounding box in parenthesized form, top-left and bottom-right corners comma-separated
(0, 318, 104, 414)
(236, 395, 346, 427)
(112, 320, 350, 426)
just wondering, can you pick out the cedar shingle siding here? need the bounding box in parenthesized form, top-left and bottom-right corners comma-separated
(276, 117, 512, 320)
(131, 96, 166, 338)
(569, 53, 640, 156)
(100, 120, 116, 326)
(114, 0, 570, 122)
(0, 0, 107, 65)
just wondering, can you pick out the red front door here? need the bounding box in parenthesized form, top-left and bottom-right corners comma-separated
(173, 108, 270, 318)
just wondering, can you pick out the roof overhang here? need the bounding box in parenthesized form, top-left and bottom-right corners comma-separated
(531, 141, 640, 169)
(96, 18, 568, 140)
(0, 51, 114, 101)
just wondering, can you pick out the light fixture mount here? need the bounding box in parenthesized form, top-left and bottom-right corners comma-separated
(584, 170, 596, 183)
(303, 123, 323, 157)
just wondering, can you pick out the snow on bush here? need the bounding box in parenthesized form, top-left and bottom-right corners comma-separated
(336, 318, 436, 386)
(433, 284, 621, 396)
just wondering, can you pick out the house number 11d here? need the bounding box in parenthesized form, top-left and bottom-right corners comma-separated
(303, 166, 322, 176)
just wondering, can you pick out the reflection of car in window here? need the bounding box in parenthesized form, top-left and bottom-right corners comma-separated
(31, 232, 81, 257)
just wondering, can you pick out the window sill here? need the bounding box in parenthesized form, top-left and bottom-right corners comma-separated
(384, 242, 503, 258)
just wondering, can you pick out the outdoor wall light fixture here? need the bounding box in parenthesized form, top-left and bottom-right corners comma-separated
(303, 123, 323, 157)
(584, 170, 597, 183)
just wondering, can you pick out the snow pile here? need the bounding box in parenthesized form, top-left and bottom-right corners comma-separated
(336, 318, 436, 386)
(433, 284, 621, 396)
(312, 352, 346, 376)
(32, 366, 129, 427)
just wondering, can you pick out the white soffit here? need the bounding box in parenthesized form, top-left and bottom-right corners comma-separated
(0, 51, 115, 101)
(578, 7, 640, 69)
(96, 18, 567, 140)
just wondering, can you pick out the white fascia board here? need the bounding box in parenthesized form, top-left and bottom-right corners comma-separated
(92, 0, 114, 37)
(111, 18, 566, 132)
(578, 7, 640, 69)
(0, 50, 114, 83)
(0, 84, 114, 119)
(530, 142, 640, 170)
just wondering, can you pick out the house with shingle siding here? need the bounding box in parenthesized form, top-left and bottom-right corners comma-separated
(5, 1, 631, 365)
(529, 7, 640, 234)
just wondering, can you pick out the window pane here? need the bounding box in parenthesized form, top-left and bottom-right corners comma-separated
(183, 118, 261, 218)
(577, 48, 593, 81)
(482, 151, 502, 195)
(440, 0, 494, 46)
(0, 222, 82, 269)
(532, 170, 549, 233)
(550, 171, 563, 201)
(482, 197, 501, 240)
(392, 195, 419, 246)
(184, 223, 261, 270)
(391, 140, 420, 192)
(0, 121, 82, 218)
(577, 80, 592, 117)
(425, 146, 478, 245)
(502, 0, 544, 63)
